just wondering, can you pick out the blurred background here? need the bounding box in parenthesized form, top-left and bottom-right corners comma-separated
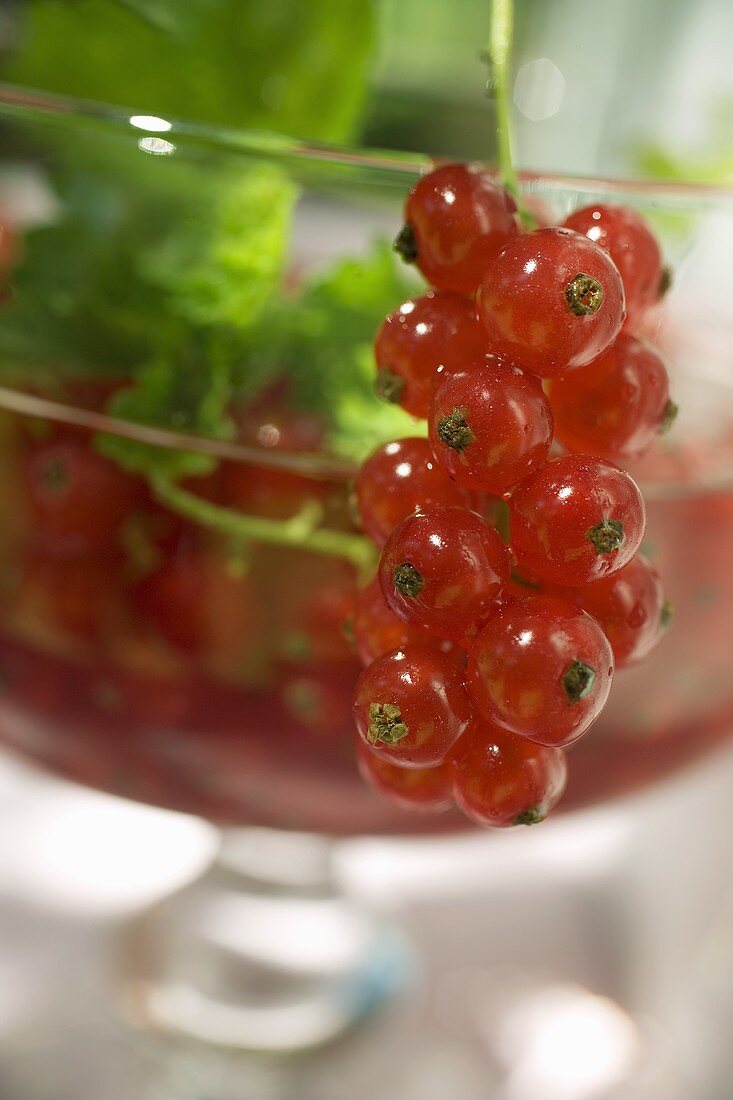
(0, 1, 732, 1098)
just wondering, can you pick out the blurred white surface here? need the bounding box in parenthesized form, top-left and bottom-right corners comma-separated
(0, 746, 733, 1097)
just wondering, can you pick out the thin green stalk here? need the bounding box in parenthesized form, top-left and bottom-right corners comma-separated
(152, 474, 377, 579)
(489, 0, 519, 198)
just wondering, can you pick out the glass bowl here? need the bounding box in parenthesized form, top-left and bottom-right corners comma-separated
(3, 82, 733, 1062)
(0, 83, 732, 841)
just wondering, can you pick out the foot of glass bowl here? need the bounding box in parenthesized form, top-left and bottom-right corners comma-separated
(121, 828, 412, 1053)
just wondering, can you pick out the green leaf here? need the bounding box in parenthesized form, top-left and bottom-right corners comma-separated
(241, 240, 423, 462)
(96, 339, 234, 480)
(140, 162, 297, 330)
(3, 0, 379, 142)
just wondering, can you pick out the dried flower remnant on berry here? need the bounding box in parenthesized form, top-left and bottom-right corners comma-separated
(658, 265, 673, 299)
(659, 400, 678, 434)
(514, 806, 546, 826)
(587, 518, 624, 555)
(562, 660, 596, 702)
(437, 408, 476, 452)
(367, 702, 409, 745)
(375, 367, 405, 404)
(393, 222, 418, 263)
(565, 273, 604, 317)
(392, 562, 425, 598)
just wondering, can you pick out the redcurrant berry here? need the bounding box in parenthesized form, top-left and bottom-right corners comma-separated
(24, 437, 143, 558)
(466, 595, 614, 747)
(0, 215, 18, 271)
(428, 357, 554, 494)
(509, 454, 646, 585)
(374, 290, 488, 418)
(451, 721, 567, 827)
(353, 644, 473, 767)
(352, 576, 436, 666)
(395, 163, 519, 294)
(553, 555, 670, 669)
(379, 505, 510, 640)
(563, 203, 663, 324)
(355, 437, 471, 547)
(356, 739, 453, 813)
(548, 333, 676, 461)
(476, 228, 625, 376)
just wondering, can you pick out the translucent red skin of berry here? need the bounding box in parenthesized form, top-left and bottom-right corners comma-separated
(548, 555, 667, 669)
(428, 356, 554, 494)
(549, 333, 671, 461)
(509, 454, 646, 586)
(476, 228, 626, 377)
(355, 437, 471, 547)
(563, 203, 662, 325)
(23, 438, 143, 558)
(466, 595, 614, 747)
(379, 505, 511, 640)
(403, 163, 519, 294)
(0, 216, 18, 270)
(353, 644, 474, 767)
(451, 721, 567, 827)
(356, 739, 453, 813)
(374, 290, 488, 418)
(352, 576, 437, 666)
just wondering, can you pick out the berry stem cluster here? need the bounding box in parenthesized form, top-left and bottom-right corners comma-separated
(352, 160, 676, 828)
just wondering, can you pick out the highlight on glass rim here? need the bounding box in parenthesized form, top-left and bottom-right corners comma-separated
(0, 0, 731, 1093)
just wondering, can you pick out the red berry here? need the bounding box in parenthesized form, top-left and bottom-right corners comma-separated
(553, 555, 670, 669)
(395, 163, 519, 294)
(352, 576, 436, 665)
(132, 535, 257, 660)
(353, 644, 473, 767)
(0, 215, 18, 271)
(379, 505, 511, 640)
(356, 740, 453, 813)
(428, 357, 554, 494)
(23, 438, 143, 558)
(563, 203, 663, 324)
(549, 334, 675, 461)
(476, 228, 625, 376)
(451, 721, 567, 827)
(466, 595, 614, 747)
(374, 291, 488, 418)
(509, 454, 646, 586)
(355, 436, 471, 547)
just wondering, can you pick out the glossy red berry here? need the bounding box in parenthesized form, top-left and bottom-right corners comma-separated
(353, 644, 473, 767)
(476, 227, 625, 376)
(555, 555, 671, 669)
(351, 577, 438, 665)
(563, 203, 663, 324)
(356, 740, 453, 813)
(395, 163, 519, 294)
(379, 505, 511, 640)
(374, 291, 488, 418)
(355, 437, 471, 547)
(548, 333, 675, 461)
(509, 455, 646, 586)
(23, 437, 143, 558)
(451, 721, 567, 827)
(428, 357, 554, 494)
(467, 595, 614, 747)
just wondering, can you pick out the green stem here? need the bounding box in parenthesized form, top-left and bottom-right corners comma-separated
(152, 475, 377, 579)
(489, 0, 519, 198)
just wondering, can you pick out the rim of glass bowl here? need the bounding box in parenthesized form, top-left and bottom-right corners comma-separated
(1, 81, 733, 497)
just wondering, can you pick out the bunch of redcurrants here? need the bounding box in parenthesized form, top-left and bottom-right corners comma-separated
(352, 163, 675, 828)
